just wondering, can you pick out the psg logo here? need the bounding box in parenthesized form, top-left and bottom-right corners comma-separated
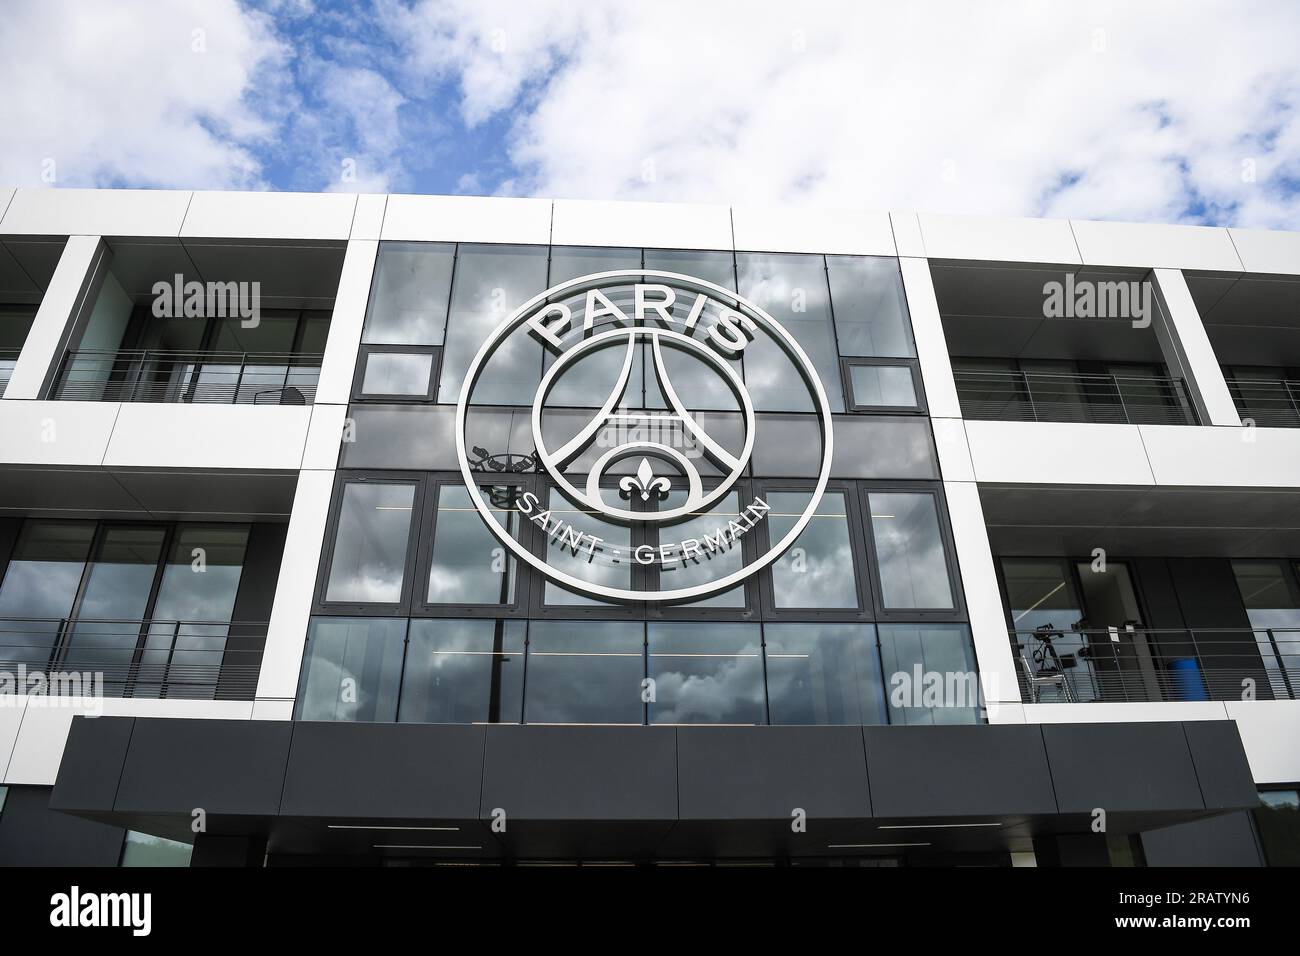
(455, 269, 833, 603)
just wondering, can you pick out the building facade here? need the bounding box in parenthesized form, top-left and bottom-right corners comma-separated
(0, 187, 1296, 866)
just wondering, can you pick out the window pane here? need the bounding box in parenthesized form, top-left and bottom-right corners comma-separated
(654, 488, 746, 607)
(868, 492, 953, 609)
(827, 256, 915, 357)
(427, 485, 519, 604)
(438, 244, 548, 404)
(736, 253, 844, 412)
(849, 365, 917, 408)
(524, 621, 644, 724)
(877, 623, 979, 725)
(363, 242, 454, 345)
(0, 520, 94, 658)
(399, 619, 524, 724)
(296, 617, 405, 721)
(768, 490, 859, 609)
(1232, 560, 1300, 684)
(361, 352, 433, 396)
(139, 525, 249, 698)
(325, 483, 415, 604)
(648, 622, 765, 725)
(542, 486, 633, 606)
(64, 526, 167, 682)
(120, 831, 193, 867)
(1001, 557, 1082, 633)
(643, 249, 735, 291)
(765, 623, 887, 725)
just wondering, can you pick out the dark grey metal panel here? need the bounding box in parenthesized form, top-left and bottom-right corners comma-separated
(863, 724, 1057, 818)
(281, 721, 484, 819)
(1043, 721, 1204, 814)
(480, 726, 677, 821)
(676, 726, 870, 820)
(49, 716, 134, 813)
(1142, 812, 1264, 867)
(114, 718, 291, 816)
(1182, 720, 1259, 811)
(0, 786, 125, 867)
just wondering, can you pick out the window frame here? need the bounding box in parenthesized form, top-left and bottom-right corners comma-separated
(858, 481, 967, 623)
(840, 356, 928, 415)
(752, 478, 876, 623)
(314, 471, 428, 617)
(351, 344, 442, 403)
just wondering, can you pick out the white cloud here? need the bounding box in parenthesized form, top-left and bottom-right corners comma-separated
(386, 0, 1300, 228)
(0, 0, 283, 189)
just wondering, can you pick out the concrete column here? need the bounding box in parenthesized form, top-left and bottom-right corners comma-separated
(3, 235, 107, 399)
(314, 239, 378, 405)
(899, 256, 962, 419)
(1151, 268, 1240, 426)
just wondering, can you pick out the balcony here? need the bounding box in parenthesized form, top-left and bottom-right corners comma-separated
(51, 349, 322, 405)
(0, 347, 18, 394)
(0, 616, 265, 700)
(1224, 373, 1300, 428)
(955, 367, 1197, 425)
(1012, 625, 1299, 703)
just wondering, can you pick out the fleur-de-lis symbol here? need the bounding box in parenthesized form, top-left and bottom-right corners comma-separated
(619, 457, 672, 501)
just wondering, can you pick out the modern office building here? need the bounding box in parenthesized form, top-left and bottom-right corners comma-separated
(0, 187, 1296, 867)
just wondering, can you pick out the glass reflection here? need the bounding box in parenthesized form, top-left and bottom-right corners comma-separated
(427, 485, 518, 605)
(524, 620, 644, 724)
(765, 623, 887, 725)
(0, 520, 95, 659)
(363, 242, 454, 345)
(877, 623, 979, 725)
(826, 256, 915, 357)
(399, 619, 524, 723)
(542, 486, 634, 606)
(438, 244, 548, 404)
(868, 492, 953, 609)
(325, 482, 416, 604)
(768, 491, 859, 609)
(647, 622, 765, 724)
(736, 252, 845, 412)
(297, 617, 405, 721)
(361, 351, 434, 396)
(654, 488, 746, 607)
(849, 365, 917, 408)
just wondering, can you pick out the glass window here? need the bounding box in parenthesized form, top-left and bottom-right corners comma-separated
(363, 242, 455, 345)
(139, 525, 249, 697)
(644, 249, 735, 291)
(877, 623, 980, 725)
(524, 621, 644, 724)
(1254, 789, 1300, 866)
(654, 488, 746, 607)
(399, 619, 525, 724)
(296, 617, 406, 721)
(765, 623, 887, 725)
(542, 486, 634, 607)
(1001, 558, 1083, 634)
(736, 253, 844, 412)
(1232, 560, 1300, 684)
(767, 490, 860, 609)
(361, 351, 434, 397)
(0, 520, 95, 658)
(751, 414, 938, 479)
(426, 484, 519, 605)
(63, 526, 167, 684)
(325, 482, 416, 604)
(826, 256, 915, 357)
(868, 492, 953, 609)
(438, 244, 548, 404)
(648, 622, 765, 725)
(848, 364, 918, 409)
(120, 831, 193, 867)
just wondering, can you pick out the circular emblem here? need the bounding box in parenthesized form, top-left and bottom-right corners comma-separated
(455, 269, 833, 603)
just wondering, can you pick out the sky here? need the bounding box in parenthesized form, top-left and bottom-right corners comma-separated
(3, 0, 1300, 228)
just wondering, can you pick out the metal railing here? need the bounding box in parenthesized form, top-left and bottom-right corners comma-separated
(1011, 626, 1300, 703)
(954, 369, 1198, 425)
(51, 349, 322, 404)
(1225, 376, 1300, 428)
(0, 347, 19, 394)
(0, 617, 266, 700)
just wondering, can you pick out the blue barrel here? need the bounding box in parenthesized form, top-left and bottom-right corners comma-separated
(1169, 658, 1208, 701)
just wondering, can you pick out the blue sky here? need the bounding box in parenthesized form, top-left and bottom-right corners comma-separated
(4, 0, 1300, 229)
